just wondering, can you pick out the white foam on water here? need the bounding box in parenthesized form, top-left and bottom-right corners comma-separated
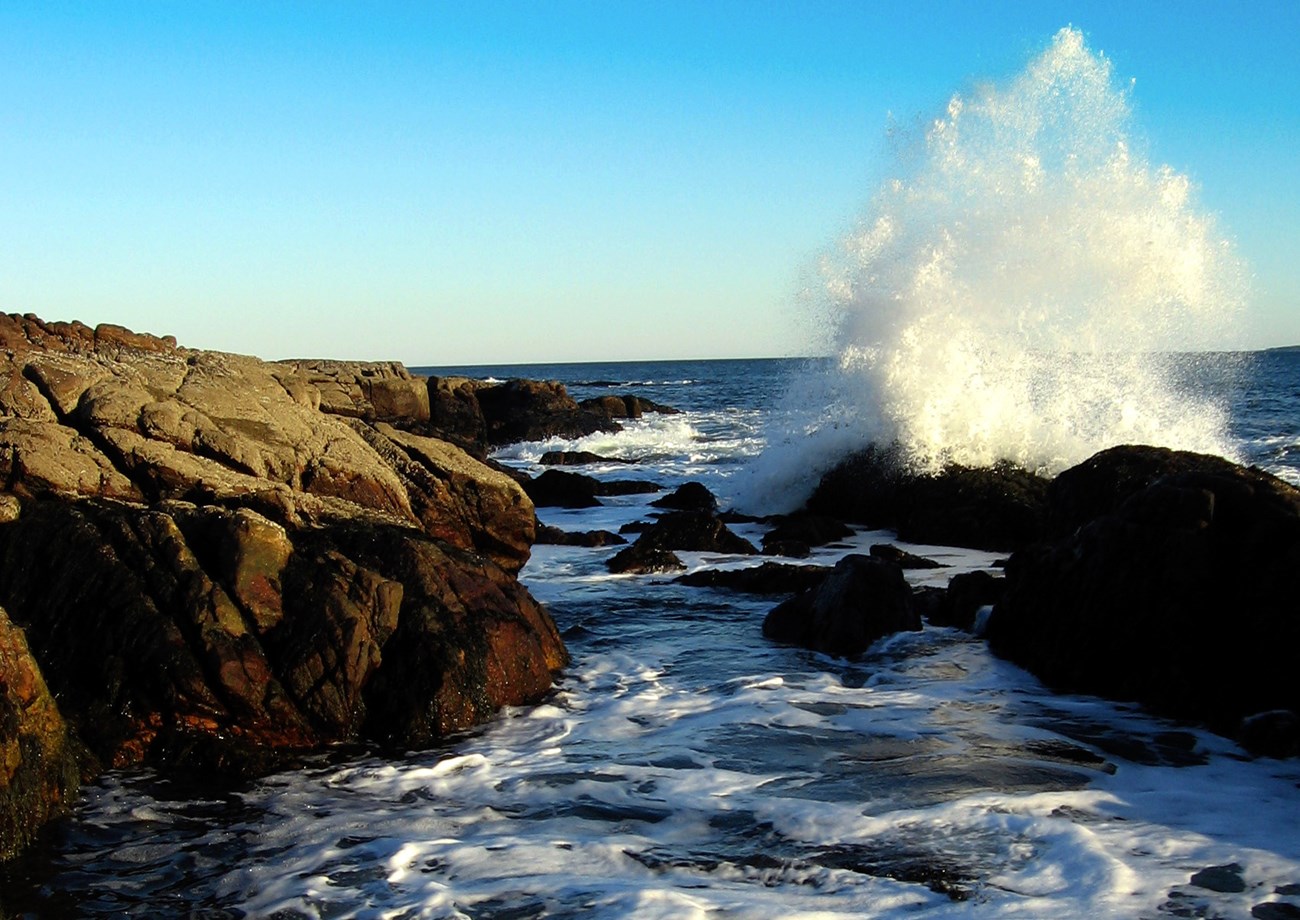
(744, 26, 1247, 513)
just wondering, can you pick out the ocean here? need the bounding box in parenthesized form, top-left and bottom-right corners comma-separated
(4, 350, 1298, 919)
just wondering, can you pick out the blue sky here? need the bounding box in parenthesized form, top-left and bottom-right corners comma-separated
(2, 1, 1297, 363)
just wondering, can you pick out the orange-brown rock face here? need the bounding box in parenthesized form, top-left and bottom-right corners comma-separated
(1, 605, 80, 861)
(0, 313, 566, 857)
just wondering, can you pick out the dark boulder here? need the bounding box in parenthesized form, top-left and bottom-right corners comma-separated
(523, 470, 601, 508)
(651, 481, 719, 513)
(578, 395, 680, 419)
(927, 570, 1005, 630)
(475, 379, 620, 446)
(606, 511, 757, 574)
(595, 479, 662, 496)
(987, 446, 1300, 742)
(623, 511, 758, 556)
(762, 555, 920, 658)
(1047, 444, 1253, 536)
(539, 450, 635, 466)
(426, 376, 489, 452)
(869, 543, 945, 569)
(535, 523, 627, 548)
(606, 545, 686, 575)
(807, 446, 1050, 552)
(676, 562, 832, 595)
(761, 514, 853, 555)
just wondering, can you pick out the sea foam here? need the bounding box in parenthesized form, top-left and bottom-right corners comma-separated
(746, 27, 1246, 512)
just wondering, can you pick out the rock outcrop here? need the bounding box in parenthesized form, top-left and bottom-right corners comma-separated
(987, 446, 1300, 747)
(763, 555, 920, 657)
(0, 313, 569, 855)
(806, 446, 1050, 552)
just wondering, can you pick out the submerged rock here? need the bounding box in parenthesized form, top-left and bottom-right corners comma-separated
(763, 555, 920, 658)
(987, 446, 1300, 743)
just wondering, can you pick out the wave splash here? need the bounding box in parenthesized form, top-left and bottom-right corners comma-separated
(746, 27, 1246, 512)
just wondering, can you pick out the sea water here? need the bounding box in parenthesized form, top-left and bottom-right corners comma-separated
(3, 352, 1298, 919)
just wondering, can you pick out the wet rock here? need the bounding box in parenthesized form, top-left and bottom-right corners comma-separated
(762, 539, 812, 559)
(620, 511, 758, 556)
(1239, 710, 1300, 759)
(535, 524, 627, 547)
(761, 514, 853, 555)
(927, 570, 1005, 630)
(595, 479, 662, 496)
(1046, 444, 1252, 536)
(1190, 863, 1247, 893)
(606, 545, 686, 575)
(1253, 903, 1300, 919)
(807, 445, 1050, 552)
(0, 605, 80, 861)
(763, 555, 920, 658)
(650, 481, 719, 513)
(675, 562, 832, 595)
(578, 394, 679, 419)
(988, 447, 1300, 740)
(475, 379, 620, 446)
(539, 450, 635, 466)
(868, 543, 944, 569)
(523, 470, 601, 508)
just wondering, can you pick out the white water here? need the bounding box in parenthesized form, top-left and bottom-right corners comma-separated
(746, 27, 1247, 512)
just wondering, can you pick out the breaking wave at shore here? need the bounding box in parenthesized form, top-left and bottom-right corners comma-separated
(746, 27, 1247, 512)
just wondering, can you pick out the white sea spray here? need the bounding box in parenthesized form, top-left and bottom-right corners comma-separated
(745, 27, 1247, 513)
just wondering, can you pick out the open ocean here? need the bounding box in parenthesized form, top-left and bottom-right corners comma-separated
(3, 350, 1298, 919)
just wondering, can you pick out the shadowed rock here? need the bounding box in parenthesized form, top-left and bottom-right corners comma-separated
(651, 481, 719, 513)
(987, 445, 1300, 743)
(763, 555, 920, 658)
(676, 562, 833, 595)
(535, 523, 627, 547)
(807, 445, 1050, 552)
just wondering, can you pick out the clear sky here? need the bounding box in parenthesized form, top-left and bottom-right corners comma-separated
(3, 1, 1297, 364)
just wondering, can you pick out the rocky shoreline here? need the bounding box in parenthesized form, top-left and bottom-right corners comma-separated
(0, 313, 678, 861)
(4, 313, 1299, 867)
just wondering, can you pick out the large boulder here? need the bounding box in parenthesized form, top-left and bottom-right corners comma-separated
(425, 376, 489, 453)
(806, 446, 1050, 551)
(987, 446, 1300, 744)
(474, 379, 620, 446)
(762, 555, 920, 657)
(0, 313, 568, 852)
